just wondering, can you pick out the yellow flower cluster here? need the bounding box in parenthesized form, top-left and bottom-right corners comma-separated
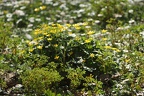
(27, 22, 95, 53)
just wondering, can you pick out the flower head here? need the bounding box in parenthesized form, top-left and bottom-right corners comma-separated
(90, 53, 95, 58)
(37, 46, 43, 49)
(87, 31, 95, 35)
(101, 29, 107, 33)
(54, 55, 59, 60)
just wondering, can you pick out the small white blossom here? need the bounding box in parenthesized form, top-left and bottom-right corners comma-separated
(35, 18, 41, 22)
(97, 14, 103, 17)
(25, 34, 32, 40)
(129, 19, 135, 24)
(69, 33, 76, 38)
(27, 24, 33, 28)
(15, 84, 23, 88)
(60, 46, 64, 49)
(6, 13, 12, 18)
(140, 31, 144, 36)
(29, 17, 35, 23)
(95, 20, 100, 24)
(14, 10, 25, 16)
(128, 9, 134, 13)
(114, 14, 122, 18)
(140, 31, 144, 38)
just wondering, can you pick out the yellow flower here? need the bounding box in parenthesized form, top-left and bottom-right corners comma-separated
(38, 36, 43, 40)
(61, 27, 68, 32)
(111, 48, 117, 50)
(54, 55, 59, 60)
(115, 49, 121, 52)
(40, 6, 46, 10)
(73, 24, 81, 30)
(90, 53, 95, 58)
(102, 38, 107, 41)
(29, 48, 34, 52)
(47, 38, 52, 41)
(43, 32, 47, 35)
(50, 29, 57, 33)
(34, 29, 41, 35)
(85, 40, 91, 43)
(66, 24, 71, 27)
(37, 46, 43, 49)
(25, 40, 30, 44)
(54, 44, 58, 47)
(28, 42, 33, 46)
(34, 8, 40, 12)
(87, 31, 95, 35)
(125, 59, 130, 63)
(82, 22, 88, 26)
(101, 29, 107, 33)
(46, 34, 50, 37)
(85, 39, 92, 43)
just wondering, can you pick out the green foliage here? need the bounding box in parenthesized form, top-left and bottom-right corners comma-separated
(0, 19, 12, 50)
(44, 89, 62, 96)
(21, 68, 63, 95)
(66, 68, 85, 88)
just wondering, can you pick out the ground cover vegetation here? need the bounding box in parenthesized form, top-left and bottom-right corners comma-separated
(0, 0, 144, 95)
